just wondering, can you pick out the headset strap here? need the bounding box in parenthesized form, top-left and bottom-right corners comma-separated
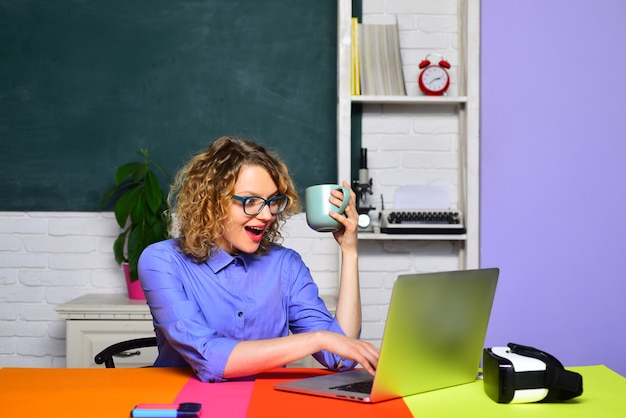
(508, 342, 583, 401)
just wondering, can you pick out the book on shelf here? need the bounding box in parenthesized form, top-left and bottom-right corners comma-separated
(351, 17, 361, 96)
(356, 22, 406, 96)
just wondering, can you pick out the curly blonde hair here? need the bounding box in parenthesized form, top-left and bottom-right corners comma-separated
(169, 136, 301, 262)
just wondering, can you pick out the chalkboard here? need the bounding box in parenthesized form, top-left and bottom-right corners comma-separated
(0, 0, 338, 210)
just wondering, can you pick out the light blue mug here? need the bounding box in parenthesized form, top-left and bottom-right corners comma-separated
(305, 184, 351, 232)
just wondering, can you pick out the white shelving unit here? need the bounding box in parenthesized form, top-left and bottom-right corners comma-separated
(352, 96, 467, 104)
(336, 0, 480, 269)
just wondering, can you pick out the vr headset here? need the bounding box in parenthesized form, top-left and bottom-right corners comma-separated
(483, 342, 583, 403)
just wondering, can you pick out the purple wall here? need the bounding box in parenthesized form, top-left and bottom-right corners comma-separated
(481, 0, 626, 376)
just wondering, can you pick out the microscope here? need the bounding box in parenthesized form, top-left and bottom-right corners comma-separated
(352, 148, 375, 232)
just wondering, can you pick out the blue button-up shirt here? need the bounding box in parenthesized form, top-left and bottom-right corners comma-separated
(138, 239, 356, 382)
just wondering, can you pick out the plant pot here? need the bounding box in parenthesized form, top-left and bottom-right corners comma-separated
(123, 262, 146, 300)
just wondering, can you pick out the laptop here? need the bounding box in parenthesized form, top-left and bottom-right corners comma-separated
(275, 268, 499, 403)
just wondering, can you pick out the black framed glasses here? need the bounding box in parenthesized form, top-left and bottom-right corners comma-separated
(233, 195, 289, 216)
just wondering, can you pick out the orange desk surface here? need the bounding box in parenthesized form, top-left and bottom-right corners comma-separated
(0, 365, 624, 418)
(0, 367, 193, 417)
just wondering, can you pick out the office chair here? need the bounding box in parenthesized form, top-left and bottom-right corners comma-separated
(94, 337, 157, 368)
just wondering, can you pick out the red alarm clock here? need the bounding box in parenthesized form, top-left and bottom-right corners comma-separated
(418, 53, 451, 96)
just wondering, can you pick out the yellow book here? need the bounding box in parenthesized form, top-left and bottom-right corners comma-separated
(351, 17, 361, 95)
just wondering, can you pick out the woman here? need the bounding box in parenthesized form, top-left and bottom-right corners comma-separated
(138, 136, 379, 383)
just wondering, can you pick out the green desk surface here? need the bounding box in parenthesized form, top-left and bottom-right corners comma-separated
(403, 365, 625, 417)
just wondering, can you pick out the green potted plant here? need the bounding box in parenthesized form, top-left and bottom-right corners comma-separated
(101, 148, 172, 299)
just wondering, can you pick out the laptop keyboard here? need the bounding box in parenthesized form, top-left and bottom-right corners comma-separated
(330, 380, 373, 394)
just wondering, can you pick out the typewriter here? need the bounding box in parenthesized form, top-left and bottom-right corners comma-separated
(380, 209, 465, 234)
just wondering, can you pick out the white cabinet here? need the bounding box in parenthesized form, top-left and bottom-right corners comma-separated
(56, 294, 156, 368)
(64, 320, 157, 368)
(336, 0, 480, 269)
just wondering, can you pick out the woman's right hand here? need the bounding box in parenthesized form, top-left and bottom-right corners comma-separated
(317, 331, 380, 376)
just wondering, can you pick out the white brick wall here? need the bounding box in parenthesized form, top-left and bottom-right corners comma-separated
(0, 0, 465, 367)
(0, 212, 123, 367)
(0, 210, 459, 367)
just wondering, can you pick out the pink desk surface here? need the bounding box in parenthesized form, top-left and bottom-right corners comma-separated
(174, 368, 412, 417)
(174, 372, 255, 417)
(0, 365, 624, 417)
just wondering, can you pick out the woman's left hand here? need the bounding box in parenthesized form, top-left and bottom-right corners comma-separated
(329, 181, 359, 251)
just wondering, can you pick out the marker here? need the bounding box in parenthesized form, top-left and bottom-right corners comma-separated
(131, 402, 202, 417)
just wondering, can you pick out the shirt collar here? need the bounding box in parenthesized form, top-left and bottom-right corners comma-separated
(206, 247, 253, 273)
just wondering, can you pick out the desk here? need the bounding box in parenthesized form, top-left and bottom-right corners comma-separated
(0, 366, 623, 417)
